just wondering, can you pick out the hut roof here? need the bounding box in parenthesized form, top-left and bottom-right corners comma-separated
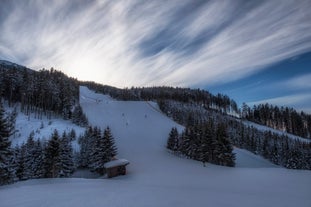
(104, 159, 130, 169)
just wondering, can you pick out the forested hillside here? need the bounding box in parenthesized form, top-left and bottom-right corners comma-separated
(81, 81, 239, 115)
(161, 100, 311, 170)
(242, 103, 311, 138)
(1, 60, 311, 175)
(0, 61, 79, 119)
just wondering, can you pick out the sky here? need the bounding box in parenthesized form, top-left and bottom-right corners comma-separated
(0, 0, 310, 112)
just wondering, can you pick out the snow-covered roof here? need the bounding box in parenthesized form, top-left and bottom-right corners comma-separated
(104, 159, 130, 168)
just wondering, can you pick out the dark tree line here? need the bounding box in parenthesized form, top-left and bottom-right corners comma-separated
(0, 101, 14, 185)
(228, 120, 311, 170)
(1, 122, 119, 185)
(0, 124, 77, 185)
(81, 81, 239, 114)
(167, 120, 235, 167)
(78, 126, 117, 174)
(15, 130, 76, 180)
(162, 99, 311, 170)
(159, 100, 221, 125)
(242, 103, 311, 139)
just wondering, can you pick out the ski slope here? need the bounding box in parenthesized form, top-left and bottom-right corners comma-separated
(1, 86, 311, 207)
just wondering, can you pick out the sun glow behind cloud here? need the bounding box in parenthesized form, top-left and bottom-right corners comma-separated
(0, 0, 311, 89)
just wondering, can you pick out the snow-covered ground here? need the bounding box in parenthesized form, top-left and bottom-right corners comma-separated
(6, 104, 86, 151)
(1, 86, 311, 207)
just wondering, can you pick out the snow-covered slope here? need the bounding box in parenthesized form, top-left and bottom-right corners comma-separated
(6, 104, 85, 150)
(1, 86, 311, 207)
(234, 148, 278, 168)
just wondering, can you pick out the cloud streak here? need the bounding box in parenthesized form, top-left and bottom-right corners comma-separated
(0, 0, 311, 88)
(248, 93, 311, 113)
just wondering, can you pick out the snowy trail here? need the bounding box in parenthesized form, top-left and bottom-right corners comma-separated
(1, 86, 311, 207)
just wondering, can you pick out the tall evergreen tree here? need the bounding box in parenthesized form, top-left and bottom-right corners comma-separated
(200, 121, 214, 166)
(72, 105, 88, 127)
(215, 123, 235, 167)
(103, 127, 118, 160)
(44, 130, 61, 178)
(179, 128, 191, 158)
(167, 127, 179, 152)
(78, 127, 94, 168)
(32, 139, 44, 178)
(15, 144, 27, 180)
(0, 101, 14, 185)
(89, 127, 105, 174)
(59, 132, 75, 177)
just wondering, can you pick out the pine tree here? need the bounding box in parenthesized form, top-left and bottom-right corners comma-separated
(89, 127, 106, 174)
(32, 139, 44, 178)
(0, 101, 14, 185)
(188, 125, 203, 160)
(16, 144, 27, 180)
(179, 128, 191, 158)
(262, 132, 270, 159)
(7, 106, 17, 138)
(200, 121, 214, 166)
(72, 105, 88, 127)
(214, 123, 235, 167)
(103, 127, 118, 160)
(167, 127, 179, 152)
(44, 130, 61, 178)
(24, 133, 36, 179)
(59, 132, 75, 177)
(78, 127, 94, 168)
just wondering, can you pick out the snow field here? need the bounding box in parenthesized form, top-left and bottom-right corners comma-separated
(1, 86, 311, 207)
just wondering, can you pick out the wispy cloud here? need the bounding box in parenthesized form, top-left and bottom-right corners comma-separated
(0, 0, 311, 88)
(248, 93, 311, 113)
(283, 73, 311, 90)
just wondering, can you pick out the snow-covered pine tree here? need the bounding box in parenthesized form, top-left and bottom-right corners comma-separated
(167, 127, 179, 152)
(215, 123, 235, 167)
(44, 130, 61, 178)
(89, 127, 106, 174)
(78, 127, 94, 168)
(0, 101, 14, 185)
(59, 132, 75, 177)
(103, 126, 118, 160)
(72, 104, 88, 127)
(7, 106, 17, 138)
(199, 121, 214, 166)
(15, 144, 27, 180)
(24, 132, 36, 179)
(187, 126, 198, 159)
(262, 132, 270, 159)
(32, 139, 44, 178)
(179, 128, 191, 158)
(190, 124, 203, 161)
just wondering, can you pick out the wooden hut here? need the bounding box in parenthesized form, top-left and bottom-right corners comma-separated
(104, 159, 130, 178)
